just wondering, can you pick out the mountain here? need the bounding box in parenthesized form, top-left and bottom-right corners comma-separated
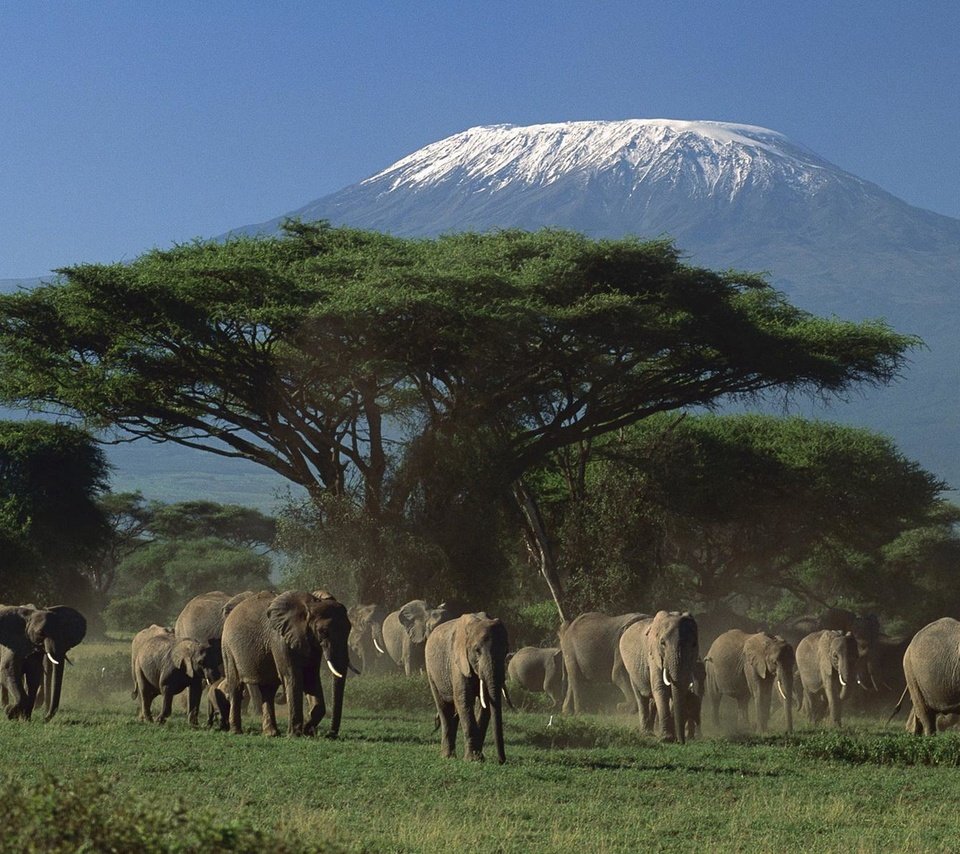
(230, 120, 960, 494)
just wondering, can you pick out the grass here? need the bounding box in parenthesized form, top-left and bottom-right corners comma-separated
(3, 639, 959, 852)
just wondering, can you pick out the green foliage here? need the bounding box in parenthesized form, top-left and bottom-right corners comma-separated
(0, 773, 324, 853)
(794, 732, 960, 766)
(104, 538, 271, 632)
(0, 420, 109, 605)
(0, 224, 918, 609)
(539, 412, 954, 623)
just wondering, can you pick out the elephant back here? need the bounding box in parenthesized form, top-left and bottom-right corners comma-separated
(562, 612, 647, 678)
(175, 591, 230, 642)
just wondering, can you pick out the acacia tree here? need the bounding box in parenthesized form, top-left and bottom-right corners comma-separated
(548, 413, 954, 624)
(0, 223, 917, 615)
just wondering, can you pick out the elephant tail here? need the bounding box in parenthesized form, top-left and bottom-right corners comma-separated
(886, 686, 910, 726)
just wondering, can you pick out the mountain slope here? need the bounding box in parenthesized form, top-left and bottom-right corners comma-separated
(232, 119, 960, 492)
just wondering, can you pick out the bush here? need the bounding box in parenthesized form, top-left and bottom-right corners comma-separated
(0, 772, 339, 853)
(794, 732, 960, 766)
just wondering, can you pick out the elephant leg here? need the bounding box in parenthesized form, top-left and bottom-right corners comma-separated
(428, 679, 457, 758)
(612, 654, 637, 714)
(477, 700, 491, 752)
(652, 685, 675, 742)
(755, 681, 772, 734)
(157, 687, 176, 723)
(284, 675, 307, 736)
(563, 659, 584, 715)
(710, 690, 722, 729)
(260, 682, 281, 737)
(634, 687, 654, 733)
(187, 680, 202, 727)
(228, 680, 244, 734)
(136, 671, 155, 722)
(826, 685, 842, 728)
(736, 695, 750, 729)
(305, 688, 326, 736)
(1, 658, 29, 720)
(455, 685, 483, 760)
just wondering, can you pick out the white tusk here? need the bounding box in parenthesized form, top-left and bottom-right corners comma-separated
(46, 652, 60, 666)
(777, 679, 786, 701)
(857, 677, 865, 688)
(662, 667, 672, 688)
(479, 679, 488, 710)
(838, 672, 847, 687)
(326, 659, 345, 679)
(373, 638, 386, 654)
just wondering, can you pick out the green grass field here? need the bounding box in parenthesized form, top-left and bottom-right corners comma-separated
(2, 640, 958, 853)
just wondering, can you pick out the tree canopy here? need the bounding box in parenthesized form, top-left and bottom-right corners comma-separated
(0, 223, 919, 613)
(544, 413, 956, 627)
(0, 420, 110, 604)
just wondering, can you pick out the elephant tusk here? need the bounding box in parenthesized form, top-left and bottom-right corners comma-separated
(347, 662, 361, 675)
(326, 660, 345, 679)
(373, 638, 386, 654)
(777, 679, 786, 701)
(838, 672, 848, 688)
(46, 652, 60, 666)
(662, 667, 672, 688)
(857, 676, 866, 688)
(479, 679, 488, 710)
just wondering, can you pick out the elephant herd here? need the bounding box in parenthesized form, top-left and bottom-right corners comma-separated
(8, 592, 960, 762)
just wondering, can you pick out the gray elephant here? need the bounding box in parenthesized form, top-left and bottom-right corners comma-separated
(0, 604, 86, 721)
(130, 625, 220, 724)
(382, 600, 455, 676)
(618, 610, 699, 743)
(221, 590, 352, 737)
(347, 603, 389, 676)
(560, 611, 647, 714)
(705, 630, 795, 734)
(901, 617, 960, 735)
(174, 590, 258, 679)
(425, 613, 509, 763)
(507, 646, 565, 709)
(795, 629, 858, 727)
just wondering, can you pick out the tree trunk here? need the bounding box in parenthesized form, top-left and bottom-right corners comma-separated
(512, 479, 568, 624)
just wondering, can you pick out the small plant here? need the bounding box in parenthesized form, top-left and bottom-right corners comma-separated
(0, 772, 339, 853)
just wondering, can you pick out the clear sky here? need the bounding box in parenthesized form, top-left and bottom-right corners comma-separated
(1, 1, 957, 278)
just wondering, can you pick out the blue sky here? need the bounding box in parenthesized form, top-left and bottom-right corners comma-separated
(1, 1, 957, 278)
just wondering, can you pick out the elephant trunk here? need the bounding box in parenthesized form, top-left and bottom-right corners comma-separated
(479, 657, 506, 764)
(44, 638, 64, 722)
(838, 665, 850, 700)
(777, 662, 794, 734)
(671, 682, 685, 745)
(325, 639, 350, 737)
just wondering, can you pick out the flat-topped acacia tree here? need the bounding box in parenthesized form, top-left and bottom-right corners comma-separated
(0, 222, 917, 616)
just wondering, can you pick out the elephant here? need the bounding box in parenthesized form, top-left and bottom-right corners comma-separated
(795, 629, 858, 727)
(221, 590, 352, 737)
(174, 590, 258, 679)
(901, 617, 960, 735)
(855, 633, 911, 714)
(507, 646, 565, 709)
(559, 611, 647, 714)
(618, 610, 699, 743)
(347, 603, 389, 676)
(705, 630, 795, 734)
(0, 604, 86, 721)
(206, 677, 231, 730)
(382, 600, 456, 676)
(425, 613, 509, 763)
(130, 625, 220, 724)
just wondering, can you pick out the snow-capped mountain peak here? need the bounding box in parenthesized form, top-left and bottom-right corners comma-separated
(362, 119, 849, 201)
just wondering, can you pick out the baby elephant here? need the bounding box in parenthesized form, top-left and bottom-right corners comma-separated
(507, 646, 565, 709)
(130, 625, 219, 725)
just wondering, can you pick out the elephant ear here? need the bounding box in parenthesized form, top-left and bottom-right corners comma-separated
(47, 606, 87, 650)
(399, 601, 429, 644)
(453, 618, 472, 678)
(172, 640, 197, 679)
(267, 592, 313, 656)
(744, 643, 768, 679)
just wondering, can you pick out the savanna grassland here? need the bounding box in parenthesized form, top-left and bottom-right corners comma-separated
(3, 640, 959, 853)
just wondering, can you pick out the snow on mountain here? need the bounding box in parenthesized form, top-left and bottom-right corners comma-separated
(363, 120, 850, 201)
